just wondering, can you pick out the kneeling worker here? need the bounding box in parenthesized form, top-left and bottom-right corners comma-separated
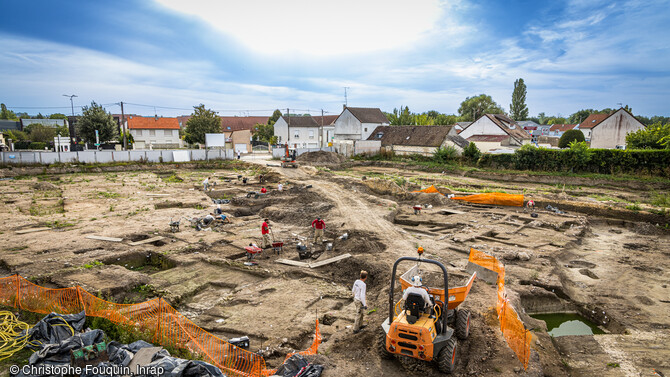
(403, 275, 432, 310)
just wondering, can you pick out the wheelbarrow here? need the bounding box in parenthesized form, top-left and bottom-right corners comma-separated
(245, 245, 263, 260)
(271, 241, 284, 255)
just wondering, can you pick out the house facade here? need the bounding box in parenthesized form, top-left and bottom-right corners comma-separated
(367, 125, 468, 156)
(333, 107, 389, 140)
(273, 115, 338, 148)
(577, 108, 645, 149)
(127, 116, 181, 149)
(459, 114, 532, 152)
(548, 124, 577, 137)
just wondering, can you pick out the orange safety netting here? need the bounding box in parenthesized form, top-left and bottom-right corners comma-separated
(412, 185, 443, 194)
(0, 275, 321, 377)
(452, 193, 524, 207)
(468, 248, 531, 370)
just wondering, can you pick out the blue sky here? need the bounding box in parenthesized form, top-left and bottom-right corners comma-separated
(1, 0, 668, 118)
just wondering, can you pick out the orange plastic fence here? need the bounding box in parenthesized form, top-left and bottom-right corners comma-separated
(0, 275, 321, 377)
(452, 193, 524, 207)
(468, 248, 531, 369)
(412, 185, 443, 194)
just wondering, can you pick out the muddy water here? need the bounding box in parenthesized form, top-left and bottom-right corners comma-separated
(532, 313, 605, 336)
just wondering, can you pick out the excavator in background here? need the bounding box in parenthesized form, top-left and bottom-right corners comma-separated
(377, 248, 476, 374)
(281, 144, 298, 168)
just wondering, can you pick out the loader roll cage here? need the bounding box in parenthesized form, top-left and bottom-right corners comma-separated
(389, 256, 449, 335)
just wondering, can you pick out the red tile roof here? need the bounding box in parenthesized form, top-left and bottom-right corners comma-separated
(578, 114, 609, 129)
(549, 124, 577, 132)
(127, 116, 180, 130)
(220, 116, 270, 131)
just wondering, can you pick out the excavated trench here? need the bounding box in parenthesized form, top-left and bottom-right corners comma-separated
(101, 250, 176, 273)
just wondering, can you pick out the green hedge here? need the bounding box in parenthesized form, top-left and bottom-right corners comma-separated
(478, 148, 670, 177)
(29, 142, 48, 150)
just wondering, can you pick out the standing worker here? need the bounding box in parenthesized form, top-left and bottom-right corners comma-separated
(261, 218, 271, 248)
(352, 270, 368, 333)
(203, 176, 210, 192)
(311, 217, 325, 244)
(237, 151, 241, 160)
(278, 183, 283, 192)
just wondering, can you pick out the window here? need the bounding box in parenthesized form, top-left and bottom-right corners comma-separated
(376, 133, 383, 139)
(294, 130, 299, 139)
(149, 130, 156, 136)
(227, 126, 231, 130)
(364, 128, 368, 132)
(164, 130, 173, 137)
(278, 136, 281, 143)
(309, 130, 314, 139)
(136, 130, 142, 136)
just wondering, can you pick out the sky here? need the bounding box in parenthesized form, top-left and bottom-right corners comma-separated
(1, 0, 668, 118)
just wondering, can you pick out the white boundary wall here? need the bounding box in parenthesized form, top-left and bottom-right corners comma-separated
(0, 149, 234, 165)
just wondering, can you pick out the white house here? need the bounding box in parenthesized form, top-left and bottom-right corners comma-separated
(548, 124, 577, 137)
(333, 107, 389, 140)
(273, 115, 339, 148)
(127, 116, 181, 149)
(576, 108, 645, 149)
(459, 114, 532, 152)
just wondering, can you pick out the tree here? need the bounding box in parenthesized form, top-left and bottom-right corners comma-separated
(184, 104, 220, 145)
(458, 94, 504, 122)
(387, 106, 413, 125)
(268, 109, 282, 126)
(558, 129, 585, 148)
(462, 142, 481, 164)
(0, 104, 17, 120)
(252, 123, 277, 143)
(537, 112, 547, 125)
(413, 113, 435, 125)
(24, 124, 58, 143)
(77, 101, 117, 144)
(5, 130, 28, 141)
(49, 113, 68, 120)
(510, 78, 529, 121)
(626, 122, 670, 149)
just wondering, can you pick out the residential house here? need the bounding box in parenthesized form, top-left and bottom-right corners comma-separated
(576, 108, 646, 149)
(458, 114, 532, 152)
(273, 116, 322, 148)
(548, 124, 577, 137)
(127, 116, 181, 149)
(315, 115, 338, 147)
(367, 125, 469, 156)
(333, 107, 389, 140)
(453, 122, 472, 133)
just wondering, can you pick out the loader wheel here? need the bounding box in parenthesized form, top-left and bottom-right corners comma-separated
(455, 309, 470, 340)
(376, 329, 393, 359)
(437, 337, 457, 374)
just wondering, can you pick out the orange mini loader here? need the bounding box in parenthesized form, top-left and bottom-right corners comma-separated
(377, 249, 476, 374)
(280, 144, 298, 168)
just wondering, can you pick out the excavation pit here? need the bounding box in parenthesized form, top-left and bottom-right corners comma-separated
(102, 251, 176, 273)
(531, 313, 605, 337)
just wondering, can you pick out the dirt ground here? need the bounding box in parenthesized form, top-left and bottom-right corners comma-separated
(0, 158, 668, 377)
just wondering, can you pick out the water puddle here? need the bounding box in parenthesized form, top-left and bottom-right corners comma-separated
(531, 313, 605, 336)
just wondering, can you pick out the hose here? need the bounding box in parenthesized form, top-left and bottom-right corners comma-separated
(0, 311, 31, 361)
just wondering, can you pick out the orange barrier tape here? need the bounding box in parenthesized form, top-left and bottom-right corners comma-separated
(0, 275, 321, 377)
(452, 193, 524, 207)
(469, 248, 530, 369)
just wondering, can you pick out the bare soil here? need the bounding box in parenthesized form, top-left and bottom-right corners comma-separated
(0, 160, 668, 377)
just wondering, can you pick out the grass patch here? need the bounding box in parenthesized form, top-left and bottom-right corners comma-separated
(162, 175, 184, 183)
(45, 220, 75, 228)
(625, 203, 642, 211)
(651, 192, 670, 207)
(606, 363, 620, 368)
(82, 261, 104, 269)
(97, 191, 120, 199)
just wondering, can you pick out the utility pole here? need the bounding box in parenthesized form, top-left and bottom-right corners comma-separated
(287, 108, 290, 127)
(344, 87, 350, 107)
(120, 101, 127, 150)
(63, 94, 77, 147)
(321, 109, 325, 147)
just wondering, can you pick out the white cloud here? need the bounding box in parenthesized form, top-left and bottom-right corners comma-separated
(155, 0, 444, 56)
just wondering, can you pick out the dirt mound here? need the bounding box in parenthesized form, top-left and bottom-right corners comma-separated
(334, 230, 386, 256)
(297, 151, 347, 164)
(406, 192, 451, 206)
(362, 178, 410, 200)
(259, 202, 334, 226)
(261, 171, 282, 183)
(32, 181, 58, 191)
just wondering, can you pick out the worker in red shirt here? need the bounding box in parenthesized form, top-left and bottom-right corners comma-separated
(261, 218, 271, 248)
(311, 217, 325, 244)
(260, 187, 267, 194)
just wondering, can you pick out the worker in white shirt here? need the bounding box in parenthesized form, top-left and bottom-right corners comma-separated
(278, 183, 283, 192)
(203, 177, 210, 192)
(352, 270, 368, 333)
(403, 275, 432, 311)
